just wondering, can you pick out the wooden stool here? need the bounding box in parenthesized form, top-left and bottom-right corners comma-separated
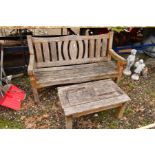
(58, 79, 131, 129)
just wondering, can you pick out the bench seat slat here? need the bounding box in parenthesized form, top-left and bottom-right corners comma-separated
(34, 61, 118, 88)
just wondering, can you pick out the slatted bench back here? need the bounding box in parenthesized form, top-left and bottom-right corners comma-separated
(28, 32, 113, 68)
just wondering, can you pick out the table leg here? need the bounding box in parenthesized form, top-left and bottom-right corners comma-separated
(117, 103, 127, 119)
(65, 116, 73, 129)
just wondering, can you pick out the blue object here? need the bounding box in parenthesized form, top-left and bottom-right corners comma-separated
(113, 43, 155, 54)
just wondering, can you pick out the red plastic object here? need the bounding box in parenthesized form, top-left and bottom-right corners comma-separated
(0, 84, 26, 110)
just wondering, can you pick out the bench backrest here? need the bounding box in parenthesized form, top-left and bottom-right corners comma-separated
(27, 32, 113, 68)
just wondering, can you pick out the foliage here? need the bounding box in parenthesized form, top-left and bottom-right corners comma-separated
(0, 119, 23, 129)
(109, 27, 127, 33)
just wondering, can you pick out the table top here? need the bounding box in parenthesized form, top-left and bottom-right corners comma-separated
(58, 79, 131, 117)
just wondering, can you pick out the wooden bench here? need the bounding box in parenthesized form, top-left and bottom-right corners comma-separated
(27, 32, 126, 103)
(58, 79, 131, 128)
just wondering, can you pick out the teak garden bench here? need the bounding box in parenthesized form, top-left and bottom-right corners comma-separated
(27, 32, 126, 103)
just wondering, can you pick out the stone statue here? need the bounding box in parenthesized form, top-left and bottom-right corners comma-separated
(123, 49, 137, 76)
(131, 59, 146, 80)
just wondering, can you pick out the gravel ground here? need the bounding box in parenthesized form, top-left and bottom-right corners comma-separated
(0, 58, 155, 129)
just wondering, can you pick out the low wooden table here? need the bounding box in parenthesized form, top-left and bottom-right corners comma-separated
(58, 79, 131, 128)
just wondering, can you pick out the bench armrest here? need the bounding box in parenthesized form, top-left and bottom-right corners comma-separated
(108, 49, 126, 64)
(27, 35, 35, 76)
(108, 49, 126, 81)
(28, 54, 35, 76)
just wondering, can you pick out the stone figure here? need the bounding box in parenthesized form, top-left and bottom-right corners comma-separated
(131, 59, 146, 80)
(123, 49, 137, 76)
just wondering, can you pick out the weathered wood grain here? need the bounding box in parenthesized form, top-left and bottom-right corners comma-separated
(27, 35, 35, 75)
(32, 87, 40, 103)
(101, 38, 107, 57)
(36, 57, 108, 68)
(108, 31, 114, 49)
(30, 32, 125, 68)
(95, 39, 101, 57)
(34, 61, 118, 88)
(65, 116, 72, 129)
(117, 103, 127, 118)
(50, 42, 57, 61)
(58, 79, 130, 128)
(42, 42, 50, 62)
(83, 40, 88, 58)
(63, 41, 70, 60)
(89, 39, 95, 58)
(32, 34, 109, 42)
(109, 49, 126, 63)
(58, 41, 63, 61)
(34, 42, 43, 62)
(27, 32, 126, 104)
(78, 40, 84, 59)
(69, 40, 78, 60)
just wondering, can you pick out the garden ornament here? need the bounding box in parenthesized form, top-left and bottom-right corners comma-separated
(123, 49, 137, 76)
(131, 59, 146, 80)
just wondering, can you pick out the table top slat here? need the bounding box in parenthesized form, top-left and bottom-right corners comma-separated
(58, 79, 131, 117)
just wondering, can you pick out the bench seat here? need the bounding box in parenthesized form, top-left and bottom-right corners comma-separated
(34, 61, 118, 88)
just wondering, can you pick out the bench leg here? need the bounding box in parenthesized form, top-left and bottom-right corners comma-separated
(65, 116, 73, 129)
(112, 77, 120, 83)
(117, 61, 124, 83)
(112, 77, 121, 84)
(116, 76, 121, 83)
(117, 103, 127, 119)
(32, 87, 40, 103)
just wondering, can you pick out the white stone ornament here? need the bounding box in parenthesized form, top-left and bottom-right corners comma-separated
(131, 59, 146, 80)
(123, 49, 137, 76)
